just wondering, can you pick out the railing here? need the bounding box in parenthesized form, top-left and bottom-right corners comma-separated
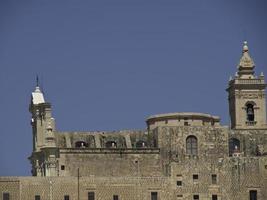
(246, 121, 257, 126)
(235, 79, 264, 84)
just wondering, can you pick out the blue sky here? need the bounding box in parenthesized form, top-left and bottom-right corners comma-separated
(0, 0, 267, 175)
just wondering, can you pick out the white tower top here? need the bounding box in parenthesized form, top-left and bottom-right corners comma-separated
(31, 77, 45, 105)
(31, 86, 45, 105)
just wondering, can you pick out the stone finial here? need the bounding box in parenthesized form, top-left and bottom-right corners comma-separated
(237, 40, 255, 78)
(243, 41, 249, 53)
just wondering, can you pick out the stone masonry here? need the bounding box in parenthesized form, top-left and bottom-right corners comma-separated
(0, 41, 267, 200)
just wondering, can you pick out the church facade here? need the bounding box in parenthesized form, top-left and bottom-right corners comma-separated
(1, 42, 267, 200)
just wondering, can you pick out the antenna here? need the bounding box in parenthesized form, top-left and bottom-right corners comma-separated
(36, 75, 39, 87)
(41, 75, 44, 94)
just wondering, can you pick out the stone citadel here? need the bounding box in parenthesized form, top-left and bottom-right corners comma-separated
(0, 41, 267, 200)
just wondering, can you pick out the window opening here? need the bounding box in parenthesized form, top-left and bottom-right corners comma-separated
(113, 195, 119, 200)
(88, 192, 95, 200)
(75, 141, 88, 148)
(193, 174, 199, 181)
(186, 136, 198, 155)
(212, 195, 218, 200)
(229, 138, 240, 156)
(35, 195, 41, 200)
(64, 195, 70, 200)
(246, 104, 255, 121)
(151, 192, 158, 200)
(106, 141, 117, 148)
(136, 140, 147, 148)
(177, 181, 182, 186)
(3, 193, 10, 200)
(211, 174, 217, 184)
(249, 190, 257, 200)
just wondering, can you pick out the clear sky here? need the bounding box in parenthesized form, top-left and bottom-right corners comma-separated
(0, 0, 266, 176)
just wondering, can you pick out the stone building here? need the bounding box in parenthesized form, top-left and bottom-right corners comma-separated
(1, 41, 267, 200)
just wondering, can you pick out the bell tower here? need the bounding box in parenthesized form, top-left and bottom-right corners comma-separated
(227, 41, 267, 130)
(28, 78, 58, 176)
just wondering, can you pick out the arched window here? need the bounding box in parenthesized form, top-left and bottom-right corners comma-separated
(229, 138, 240, 156)
(136, 140, 147, 148)
(246, 103, 255, 122)
(106, 141, 117, 148)
(186, 136, 198, 155)
(75, 141, 88, 148)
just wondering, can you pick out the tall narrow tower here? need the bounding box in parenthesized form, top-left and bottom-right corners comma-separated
(28, 82, 58, 176)
(227, 41, 267, 130)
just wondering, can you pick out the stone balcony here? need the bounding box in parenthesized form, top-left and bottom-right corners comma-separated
(246, 121, 257, 126)
(235, 79, 265, 84)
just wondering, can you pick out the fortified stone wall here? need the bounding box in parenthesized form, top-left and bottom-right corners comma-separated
(1, 170, 267, 200)
(54, 130, 162, 177)
(0, 177, 171, 200)
(58, 148, 162, 177)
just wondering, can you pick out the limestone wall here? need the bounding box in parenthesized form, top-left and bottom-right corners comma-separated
(1, 171, 266, 200)
(58, 149, 162, 177)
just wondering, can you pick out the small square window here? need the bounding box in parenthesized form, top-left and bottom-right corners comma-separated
(113, 195, 119, 200)
(184, 122, 189, 126)
(193, 174, 199, 180)
(3, 193, 10, 200)
(212, 174, 217, 184)
(88, 192, 95, 200)
(193, 194, 199, 200)
(35, 195, 41, 200)
(64, 195, 70, 200)
(61, 165, 65, 170)
(176, 181, 182, 186)
(212, 195, 218, 200)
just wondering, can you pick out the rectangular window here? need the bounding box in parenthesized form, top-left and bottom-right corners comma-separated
(250, 190, 257, 200)
(212, 195, 218, 200)
(151, 192, 158, 200)
(61, 165, 65, 170)
(3, 193, 10, 200)
(88, 192, 95, 200)
(113, 195, 119, 200)
(177, 181, 182, 186)
(35, 195, 41, 200)
(64, 195, 70, 200)
(193, 194, 199, 200)
(212, 174, 217, 184)
(193, 174, 199, 181)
